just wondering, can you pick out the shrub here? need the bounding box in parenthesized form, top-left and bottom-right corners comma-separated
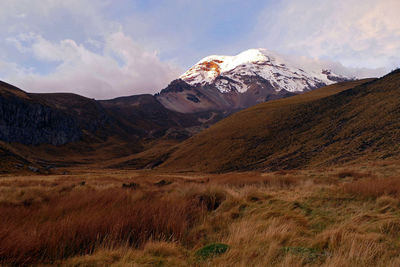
(154, 180, 172, 187)
(122, 182, 139, 189)
(196, 243, 229, 259)
(188, 187, 226, 211)
(337, 170, 370, 179)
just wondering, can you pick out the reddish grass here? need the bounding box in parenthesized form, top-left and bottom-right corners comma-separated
(188, 189, 226, 211)
(337, 170, 371, 179)
(0, 179, 59, 187)
(263, 176, 299, 188)
(343, 177, 400, 198)
(209, 172, 299, 188)
(209, 172, 264, 187)
(0, 188, 205, 266)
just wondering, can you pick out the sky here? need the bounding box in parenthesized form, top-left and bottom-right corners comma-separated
(0, 0, 399, 99)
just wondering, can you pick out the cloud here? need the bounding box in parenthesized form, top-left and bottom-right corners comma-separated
(0, 0, 182, 99)
(253, 0, 400, 72)
(3, 32, 181, 99)
(275, 53, 387, 79)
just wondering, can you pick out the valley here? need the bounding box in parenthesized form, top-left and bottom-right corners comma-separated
(0, 76, 373, 173)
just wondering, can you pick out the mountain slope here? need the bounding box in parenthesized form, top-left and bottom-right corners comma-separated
(99, 94, 226, 140)
(0, 81, 230, 170)
(157, 76, 392, 172)
(156, 49, 350, 113)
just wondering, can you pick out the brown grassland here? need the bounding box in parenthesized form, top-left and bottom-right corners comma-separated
(2, 161, 400, 266)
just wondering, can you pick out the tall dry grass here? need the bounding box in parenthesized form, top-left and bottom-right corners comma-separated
(0, 188, 206, 266)
(2, 167, 400, 266)
(208, 172, 301, 188)
(343, 177, 400, 198)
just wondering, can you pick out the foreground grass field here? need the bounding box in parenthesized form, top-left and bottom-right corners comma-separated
(2, 161, 400, 266)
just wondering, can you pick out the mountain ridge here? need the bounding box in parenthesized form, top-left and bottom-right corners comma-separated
(156, 48, 352, 113)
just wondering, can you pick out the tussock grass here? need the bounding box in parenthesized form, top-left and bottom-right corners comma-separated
(337, 170, 371, 179)
(206, 172, 302, 188)
(343, 177, 400, 198)
(0, 188, 205, 266)
(1, 166, 400, 266)
(263, 175, 299, 188)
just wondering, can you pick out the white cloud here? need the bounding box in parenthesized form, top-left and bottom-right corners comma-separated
(0, 0, 182, 99)
(276, 53, 387, 79)
(4, 32, 181, 99)
(253, 0, 400, 72)
(0, 60, 32, 78)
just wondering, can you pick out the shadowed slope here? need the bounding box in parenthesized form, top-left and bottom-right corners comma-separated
(158, 77, 394, 172)
(0, 81, 230, 171)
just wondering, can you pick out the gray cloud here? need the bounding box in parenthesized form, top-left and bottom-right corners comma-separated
(252, 0, 400, 73)
(275, 53, 387, 79)
(0, 0, 182, 99)
(2, 32, 181, 99)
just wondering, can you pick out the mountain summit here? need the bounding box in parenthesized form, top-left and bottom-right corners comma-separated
(180, 48, 347, 93)
(157, 49, 351, 113)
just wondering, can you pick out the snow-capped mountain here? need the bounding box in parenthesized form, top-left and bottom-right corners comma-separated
(181, 49, 348, 93)
(156, 49, 351, 113)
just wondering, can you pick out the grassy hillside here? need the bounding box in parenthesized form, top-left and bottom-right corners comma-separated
(158, 76, 398, 172)
(0, 143, 33, 174)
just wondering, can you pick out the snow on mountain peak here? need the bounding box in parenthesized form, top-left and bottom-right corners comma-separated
(181, 49, 268, 84)
(180, 48, 350, 93)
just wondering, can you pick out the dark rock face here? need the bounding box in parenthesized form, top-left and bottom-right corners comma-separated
(0, 94, 81, 145)
(156, 79, 193, 94)
(186, 94, 200, 103)
(34, 93, 109, 132)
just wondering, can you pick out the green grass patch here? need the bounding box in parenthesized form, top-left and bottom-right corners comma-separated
(282, 246, 329, 264)
(196, 243, 229, 259)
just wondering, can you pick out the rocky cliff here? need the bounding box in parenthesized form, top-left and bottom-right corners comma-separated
(0, 82, 81, 145)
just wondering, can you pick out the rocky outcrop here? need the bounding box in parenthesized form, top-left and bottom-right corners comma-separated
(0, 93, 81, 145)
